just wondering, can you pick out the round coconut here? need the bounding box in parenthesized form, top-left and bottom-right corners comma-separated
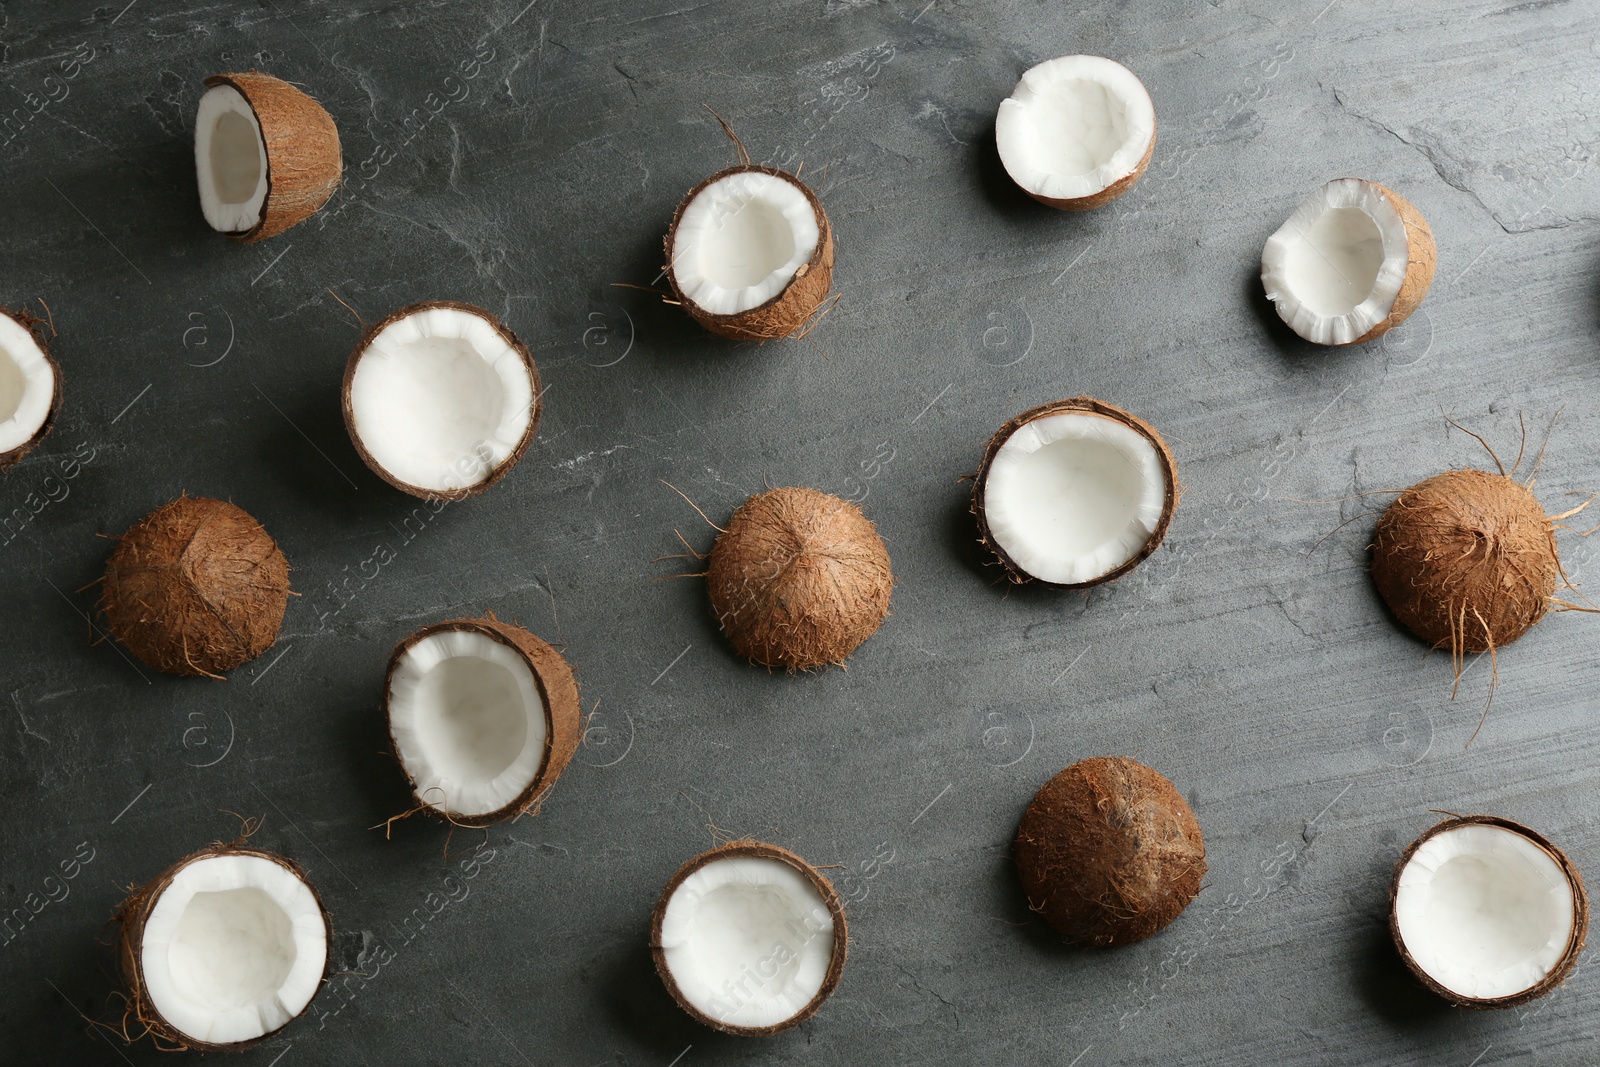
(664, 164, 835, 342)
(1261, 178, 1436, 346)
(0, 304, 62, 471)
(100, 496, 290, 678)
(339, 299, 544, 502)
(383, 615, 581, 827)
(650, 839, 848, 1036)
(1388, 819, 1587, 1011)
(1371, 468, 1560, 655)
(973, 397, 1178, 588)
(1014, 756, 1206, 946)
(706, 487, 892, 670)
(114, 844, 332, 1055)
(199, 71, 342, 242)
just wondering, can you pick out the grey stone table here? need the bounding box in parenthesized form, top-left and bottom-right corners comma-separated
(3, 0, 1598, 1063)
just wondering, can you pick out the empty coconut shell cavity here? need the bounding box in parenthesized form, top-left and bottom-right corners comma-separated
(652, 840, 848, 1035)
(1391, 815, 1587, 1008)
(0, 305, 60, 471)
(974, 398, 1177, 587)
(385, 616, 581, 826)
(1261, 178, 1435, 345)
(101, 496, 290, 677)
(343, 301, 542, 500)
(1371, 468, 1565, 659)
(1014, 757, 1206, 946)
(995, 55, 1156, 210)
(114, 844, 331, 1051)
(665, 166, 834, 340)
(706, 487, 892, 670)
(195, 72, 342, 241)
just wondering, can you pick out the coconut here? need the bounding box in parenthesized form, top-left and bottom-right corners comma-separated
(1261, 178, 1436, 345)
(651, 840, 848, 1035)
(995, 55, 1156, 210)
(1390, 815, 1587, 1008)
(973, 397, 1177, 588)
(1370, 468, 1565, 661)
(665, 165, 835, 341)
(705, 487, 892, 670)
(342, 300, 542, 500)
(1014, 756, 1206, 946)
(100, 496, 290, 678)
(384, 615, 581, 826)
(195, 71, 341, 242)
(0, 305, 60, 471)
(113, 844, 330, 1051)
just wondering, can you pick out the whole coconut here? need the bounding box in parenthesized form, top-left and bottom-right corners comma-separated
(706, 487, 892, 670)
(101, 496, 290, 677)
(1371, 468, 1560, 654)
(1014, 756, 1206, 946)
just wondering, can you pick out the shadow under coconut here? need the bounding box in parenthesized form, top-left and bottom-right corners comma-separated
(942, 492, 1093, 614)
(336, 695, 418, 836)
(593, 923, 713, 1051)
(614, 227, 763, 365)
(252, 384, 393, 517)
(987, 849, 1092, 961)
(1349, 913, 1459, 1029)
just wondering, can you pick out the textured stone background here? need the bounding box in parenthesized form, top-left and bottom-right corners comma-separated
(2, 0, 1599, 1063)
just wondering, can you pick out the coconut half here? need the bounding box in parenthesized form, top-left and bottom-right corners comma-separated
(705, 487, 893, 670)
(385, 616, 580, 826)
(995, 55, 1156, 210)
(665, 165, 834, 341)
(1015, 756, 1206, 946)
(973, 397, 1177, 588)
(195, 72, 341, 242)
(1391, 815, 1587, 1008)
(1261, 178, 1436, 345)
(0, 306, 60, 471)
(114, 845, 330, 1051)
(343, 301, 541, 500)
(101, 496, 291, 677)
(651, 841, 848, 1036)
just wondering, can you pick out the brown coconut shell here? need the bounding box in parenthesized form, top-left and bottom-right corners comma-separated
(706, 487, 892, 670)
(649, 839, 849, 1036)
(1370, 468, 1559, 656)
(972, 397, 1179, 588)
(341, 300, 542, 501)
(1022, 122, 1156, 211)
(100, 496, 290, 678)
(112, 843, 332, 1052)
(1348, 181, 1435, 345)
(1014, 756, 1206, 946)
(204, 72, 341, 243)
(383, 615, 581, 827)
(664, 165, 835, 342)
(1389, 815, 1587, 1009)
(0, 304, 61, 472)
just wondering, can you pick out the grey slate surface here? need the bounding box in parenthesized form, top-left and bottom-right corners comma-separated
(3, 0, 1600, 1063)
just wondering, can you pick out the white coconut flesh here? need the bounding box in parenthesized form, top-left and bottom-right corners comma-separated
(659, 856, 836, 1029)
(388, 628, 549, 817)
(983, 412, 1167, 585)
(139, 853, 326, 1045)
(348, 306, 534, 493)
(995, 55, 1155, 202)
(1394, 823, 1577, 1001)
(1261, 178, 1410, 345)
(671, 171, 821, 316)
(195, 84, 269, 234)
(0, 313, 53, 455)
